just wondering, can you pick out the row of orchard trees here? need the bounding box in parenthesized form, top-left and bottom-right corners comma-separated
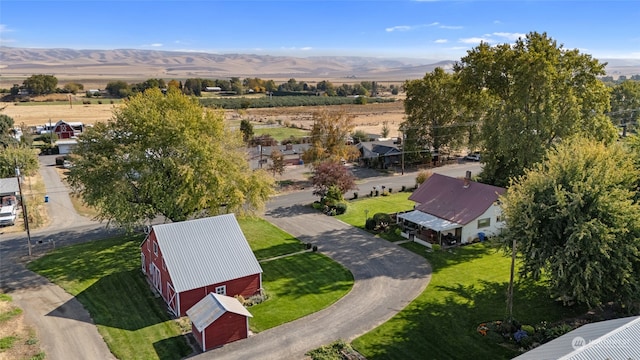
(5, 73, 397, 99)
(401, 31, 640, 314)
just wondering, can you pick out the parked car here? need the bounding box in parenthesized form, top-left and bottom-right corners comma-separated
(464, 152, 481, 161)
(63, 160, 74, 169)
(0, 205, 17, 226)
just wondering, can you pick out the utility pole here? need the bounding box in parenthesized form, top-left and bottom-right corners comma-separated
(401, 131, 406, 175)
(15, 163, 32, 257)
(506, 237, 517, 323)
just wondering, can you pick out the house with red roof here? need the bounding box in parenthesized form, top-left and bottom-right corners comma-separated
(140, 214, 262, 316)
(398, 172, 506, 247)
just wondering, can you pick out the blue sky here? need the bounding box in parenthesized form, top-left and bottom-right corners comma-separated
(1, 1, 639, 61)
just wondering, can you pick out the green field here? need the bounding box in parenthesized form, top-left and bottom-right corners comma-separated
(253, 126, 310, 142)
(352, 242, 585, 359)
(27, 218, 353, 360)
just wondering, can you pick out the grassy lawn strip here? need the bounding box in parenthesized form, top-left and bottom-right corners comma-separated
(239, 217, 305, 260)
(352, 242, 585, 360)
(336, 192, 413, 229)
(27, 217, 353, 359)
(250, 252, 353, 332)
(253, 126, 309, 142)
(27, 236, 191, 360)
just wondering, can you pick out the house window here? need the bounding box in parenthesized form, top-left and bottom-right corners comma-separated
(141, 253, 146, 274)
(215, 285, 226, 295)
(477, 218, 491, 228)
(153, 242, 158, 256)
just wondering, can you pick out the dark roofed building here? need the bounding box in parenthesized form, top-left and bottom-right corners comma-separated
(398, 173, 506, 247)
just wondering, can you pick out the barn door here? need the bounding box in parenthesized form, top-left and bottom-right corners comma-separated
(150, 263, 161, 293)
(167, 283, 178, 316)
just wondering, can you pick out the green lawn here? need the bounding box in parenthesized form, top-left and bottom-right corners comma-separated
(239, 217, 305, 260)
(351, 242, 585, 359)
(27, 218, 353, 360)
(253, 126, 309, 142)
(250, 252, 353, 332)
(336, 192, 414, 229)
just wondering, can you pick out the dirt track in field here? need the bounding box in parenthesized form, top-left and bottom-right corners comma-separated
(1, 96, 406, 138)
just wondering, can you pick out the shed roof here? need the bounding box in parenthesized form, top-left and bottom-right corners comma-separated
(0, 178, 19, 195)
(409, 173, 505, 225)
(187, 293, 253, 332)
(514, 316, 640, 360)
(151, 214, 262, 293)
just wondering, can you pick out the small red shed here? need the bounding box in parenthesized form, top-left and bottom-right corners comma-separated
(187, 293, 253, 351)
(140, 214, 263, 316)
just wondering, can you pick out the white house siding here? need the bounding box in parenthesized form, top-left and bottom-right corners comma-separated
(460, 204, 504, 244)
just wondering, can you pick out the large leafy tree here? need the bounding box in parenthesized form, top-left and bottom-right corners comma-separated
(0, 114, 15, 147)
(0, 145, 39, 178)
(402, 67, 477, 162)
(455, 32, 618, 187)
(501, 137, 640, 310)
(23, 74, 58, 95)
(67, 88, 274, 229)
(610, 80, 640, 133)
(302, 110, 360, 165)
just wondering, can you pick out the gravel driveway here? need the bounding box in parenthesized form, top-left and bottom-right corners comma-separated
(192, 205, 432, 359)
(1, 159, 442, 360)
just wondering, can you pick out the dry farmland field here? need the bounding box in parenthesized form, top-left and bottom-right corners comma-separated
(1, 95, 406, 137)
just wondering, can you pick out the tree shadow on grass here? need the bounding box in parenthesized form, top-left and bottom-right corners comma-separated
(47, 269, 174, 331)
(153, 335, 193, 360)
(355, 278, 586, 360)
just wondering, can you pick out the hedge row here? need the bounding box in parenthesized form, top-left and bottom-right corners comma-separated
(199, 96, 396, 109)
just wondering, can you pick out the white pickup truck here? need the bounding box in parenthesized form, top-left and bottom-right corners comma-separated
(0, 205, 17, 226)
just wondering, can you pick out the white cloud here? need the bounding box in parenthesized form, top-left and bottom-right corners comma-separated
(435, 39, 448, 44)
(492, 32, 526, 41)
(493, 20, 502, 24)
(150, 43, 163, 47)
(301, 47, 313, 51)
(439, 25, 463, 30)
(459, 37, 490, 44)
(386, 25, 412, 32)
(0, 24, 16, 44)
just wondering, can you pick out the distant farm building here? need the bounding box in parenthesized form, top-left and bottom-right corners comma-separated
(52, 120, 84, 139)
(140, 214, 263, 316)
(204, 87, 222, 92)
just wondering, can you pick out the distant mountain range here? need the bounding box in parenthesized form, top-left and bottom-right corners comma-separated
(0, 46, 638, 82)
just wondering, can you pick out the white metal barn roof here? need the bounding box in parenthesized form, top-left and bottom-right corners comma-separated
(187, 293, 253, 332)
(514, 316, 640, 360)
(152, 214, 263, 293)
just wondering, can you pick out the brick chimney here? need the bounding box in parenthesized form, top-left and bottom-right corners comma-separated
(463, 171, 472, 188)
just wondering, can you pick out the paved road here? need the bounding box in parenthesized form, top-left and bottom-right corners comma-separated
(1, 155, 118, 360)
(0, 159, 480, 360)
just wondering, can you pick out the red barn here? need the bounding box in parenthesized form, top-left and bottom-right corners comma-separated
(53, 120, 83, 139)
(187, 293, 253, 351)
(140, 214, 263, 316)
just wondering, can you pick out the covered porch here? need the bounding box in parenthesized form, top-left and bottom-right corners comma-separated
(397, 210, 462, 248)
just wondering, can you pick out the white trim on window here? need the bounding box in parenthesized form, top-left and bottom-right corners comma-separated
(215, 285, 226, 295)
(153, 242, 158, 256)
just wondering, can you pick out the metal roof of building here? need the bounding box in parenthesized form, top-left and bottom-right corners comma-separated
(186, 293, 253, 332)
(152, 214, 262, 293)
(513, 316, 640, 360)
(409, 173, 505, 225)
(397, 210, 461, 232)
(0, 178, 19, 195)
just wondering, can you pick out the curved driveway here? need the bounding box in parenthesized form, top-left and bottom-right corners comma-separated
(1, 159, 480, 360)
(193, 205, 432, 359)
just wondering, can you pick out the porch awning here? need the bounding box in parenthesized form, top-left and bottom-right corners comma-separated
(398, 210, 461, 232)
